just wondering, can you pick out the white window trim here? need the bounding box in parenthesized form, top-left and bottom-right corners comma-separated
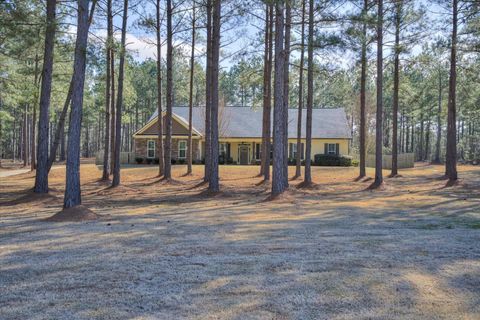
(328, 143, 336, 155)
(147, 140, 156, 158)
(178, 140, 187, 159)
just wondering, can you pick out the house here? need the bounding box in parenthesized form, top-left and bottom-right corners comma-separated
(132, 107, 352, 164)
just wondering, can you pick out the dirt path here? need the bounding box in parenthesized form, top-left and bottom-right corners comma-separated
(0, 164, 479, 319)
(0, 168, 31, 178)
(0, 165, 63, 179)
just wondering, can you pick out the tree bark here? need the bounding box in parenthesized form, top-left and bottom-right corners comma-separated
(391, 1, 401, 177)
(208, 0, 221, 192)
(31, 53, 40, 171)
(112, 0, 128, 187)
(204, 0, 212, 182)
(102, 0, 112, 180)
(260, 4, 273, 181)
(271, 2, 287, 196)
(358, 0, 368, 178)
(110, 49, 116, 175)
(371, 0, 383, 188)
(187, 1, 196, 175)
(283, 0, 291, 184)
(164, 0, 173, 180)
(23, 104, 28, 167)
(445, 0, 458, 181)
(295, 0, 306, 178)
(156, 0, 165, 176)
(304, 0, 314, 185)
(34, 0, 56, 193)
(64, 0, 90, 208)
(434, 67, 442, 163)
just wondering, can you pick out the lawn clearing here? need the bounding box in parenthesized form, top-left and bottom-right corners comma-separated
(0, 164, 479, 319)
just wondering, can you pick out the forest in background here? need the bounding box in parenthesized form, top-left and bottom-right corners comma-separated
(0, 0, 479, 201)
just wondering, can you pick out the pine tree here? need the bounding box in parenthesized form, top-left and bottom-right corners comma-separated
(34, 0, 56, 193)
(112, 0, 129, 187)
(64, 0, 91, 208)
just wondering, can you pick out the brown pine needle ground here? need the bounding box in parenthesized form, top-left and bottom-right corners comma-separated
(0, 162, 479, 319)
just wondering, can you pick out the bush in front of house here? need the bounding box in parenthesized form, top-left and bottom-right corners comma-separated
(314, 154, 353, 166)
(178, 159, 186, 165)
(219, 155, 225, 165)
(153, 157, 160, 164)
(145, 158, 153, 165)
(171, 159, 177, 165)
(135, 157, 144, 164)
(226, 157, 234, 164)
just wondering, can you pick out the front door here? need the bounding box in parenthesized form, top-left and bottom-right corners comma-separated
(239, 145, 249, 165)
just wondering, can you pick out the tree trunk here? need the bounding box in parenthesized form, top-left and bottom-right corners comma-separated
(371, 0, 383, 188)
(434, 68, 442, 163)
(64, 0, 90, 208)
(304, 0, 314, 185)
(283, 0, 291, 184)
(102, 0, 112, 180)
(295, 0, 306, 178)
(31, 53, 40, 171)
(23, 104, 28, 166)
(204, 0, 212, 182)
(164, 0, 173, 180)
(445, 0, 457, 181)
(271, 2, 287, 196)
(112, 0, 128, 187)
(391, 1, 401, 177)
(359, 0, 368, 178)
(425, 119, 431, 161)
(156, 0, 164, 176)
(187, 1, 196, 175)
(260, 4, 273, 181)
(34, 0, 56, 194)
(110, 39, 116, 175)
(208, 0, 221, 192)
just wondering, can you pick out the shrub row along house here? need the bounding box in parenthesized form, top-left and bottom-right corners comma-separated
(132, 106, 352, 164)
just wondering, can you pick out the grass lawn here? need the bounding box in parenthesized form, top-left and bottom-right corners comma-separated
(0, 163, 479, 319)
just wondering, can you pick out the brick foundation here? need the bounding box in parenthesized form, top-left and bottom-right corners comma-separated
(134, 138, 200, 161)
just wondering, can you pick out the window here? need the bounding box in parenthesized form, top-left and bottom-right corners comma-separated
(178, 140, 187, 159)
(255, 143, 261, 160)
(147, 140, 155, 158)
(328, 143, 336, 155)
(291, 143, 297, 159)
(219, 143, 227, 157)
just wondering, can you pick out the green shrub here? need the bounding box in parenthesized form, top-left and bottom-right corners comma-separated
(135, 157, 144, 164)
(171, 159, 177, 165)
(352, 159, 359, 167)
(177, 159, 185, 165)
(314, 154, 353, 166)
(145, 158, 153, 165)
(226, 157, 234, 164)
(153, 157, 160, 164)
(219, 155, 225, 165)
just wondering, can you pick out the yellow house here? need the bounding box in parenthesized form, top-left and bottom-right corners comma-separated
(132, 107, 351, 164)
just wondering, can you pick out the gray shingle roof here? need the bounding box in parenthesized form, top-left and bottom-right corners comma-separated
(147, 107, 351, 139)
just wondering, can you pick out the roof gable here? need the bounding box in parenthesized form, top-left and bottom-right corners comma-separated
(134, 112, 202, 137)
